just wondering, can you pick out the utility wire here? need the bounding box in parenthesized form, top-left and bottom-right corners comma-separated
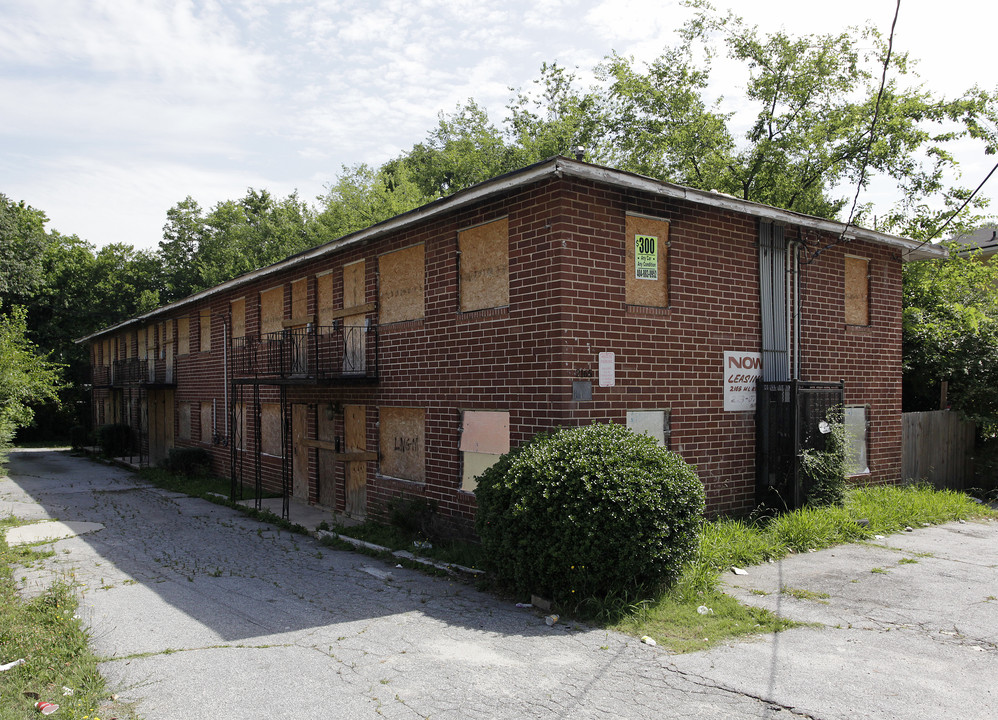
(805, 0, 900, 264)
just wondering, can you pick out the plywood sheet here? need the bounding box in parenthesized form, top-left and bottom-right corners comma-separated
(379, 407, 424, 482)
(200, 310, 211, 351)
(459, 411, 510, 454)
(845, 256, 869, 326)
(462, 451, 500, 492)
(260, 286, 284, 336)
(261, 403, 282, 456)
(200, 401, 213, 443)
(231, 298, 246, 339)
(177, 317, 190, 355)
(178, 402, 191, 441)
(316, 273, 334, 327)
(625, 215, 669, 308)
(292, 404, 309, 500)
(291, 278, 308, 321)
(137, 328, 147, 360)
(344, 260, 365, 309)
(459, 218, 509, 311)
(379, 244, 424, 324)
(345, 404, 367, 517)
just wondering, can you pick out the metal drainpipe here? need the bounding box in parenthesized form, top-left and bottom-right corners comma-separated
(223, 318, 229, 437)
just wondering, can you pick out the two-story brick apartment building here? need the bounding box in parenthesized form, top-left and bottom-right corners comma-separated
(79, 156, 946, 527)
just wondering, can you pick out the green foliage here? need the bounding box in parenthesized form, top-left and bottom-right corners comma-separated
(799, 417, 848, 507)
(96, 423, 132, 458)
(162, 447, 212, 477)
(474, 423, 705, 607)
(903, 246, 998, 428)
(0, 304, 64, 447)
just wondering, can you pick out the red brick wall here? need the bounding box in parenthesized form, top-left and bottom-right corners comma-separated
(89, 174, 905, 526)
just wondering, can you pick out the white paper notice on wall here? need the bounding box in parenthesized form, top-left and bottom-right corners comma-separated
(598, 352, 616, 387)
(723, 351, 762, 411)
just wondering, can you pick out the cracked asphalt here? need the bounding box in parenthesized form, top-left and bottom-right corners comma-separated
(2, 449, 996, 719)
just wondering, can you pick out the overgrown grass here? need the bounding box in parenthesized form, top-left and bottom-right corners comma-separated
(136, 466, 233, 499)
(0, 516, 135, 720)
(609, 484, 995, 653)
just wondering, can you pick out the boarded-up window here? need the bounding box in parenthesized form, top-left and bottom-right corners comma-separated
(260, 286, 284, 336)
(138, 327, 147, 360)
(178, 317, 190, 355)
(379, 245, 424, 324)
(343, 260, 367, 373)
(146, 327, 155, 357)
(200, 310, 211, 352)
(459, 218, 508, 312)
(625, 214, 669, 307)
(845, 256, 869, 326)
(845, 405, 870, 475)
(178, 402, 192, 441)
(291, 278, 308, 322)
(316, 271, 334, 327)
(164, 320, 174, 349)
(200, 401, 213, 443)
(344, 261, 365, 309)
(379, 407, 425, 482)
(261, 403, 282, 456)
(102, 339, 111, 366)
(460, 411, 510, 492)
(626, 410, 671, 448)
(231, 298, 246, 339)
(123, 332, 132, 358)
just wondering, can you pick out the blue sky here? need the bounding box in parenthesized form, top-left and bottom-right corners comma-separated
(2, 0, 995, 250)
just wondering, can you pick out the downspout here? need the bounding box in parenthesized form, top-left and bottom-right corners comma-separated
(223, 317, 229, 437)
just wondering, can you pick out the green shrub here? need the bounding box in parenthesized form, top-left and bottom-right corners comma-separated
(799, 415, 848, 507)
(162, 447, 212, 477)
(69, 424, 91, 450)
(474, 423, 705, 607)
(96, 423, 132, 457)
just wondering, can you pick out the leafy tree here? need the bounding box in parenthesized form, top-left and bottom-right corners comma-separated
(596, 2, 998, 229)
(0, 303, 64, 447)
(0, 194, 50, 304)
(902, 246, 998, 428)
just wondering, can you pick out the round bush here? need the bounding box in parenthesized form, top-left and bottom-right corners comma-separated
(474, 423, 705, 606)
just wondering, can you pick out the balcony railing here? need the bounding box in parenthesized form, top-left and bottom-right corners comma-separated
(231, 323, 378, 382)
(96, 358, 175, 386)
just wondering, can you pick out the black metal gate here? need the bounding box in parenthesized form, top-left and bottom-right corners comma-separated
(757, 380, 844, 510)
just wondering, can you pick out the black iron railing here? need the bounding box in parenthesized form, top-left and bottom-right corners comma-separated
(230, 323, 378, 381)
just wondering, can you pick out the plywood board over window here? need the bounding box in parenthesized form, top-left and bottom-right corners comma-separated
(231, 298, 246, 339)
(379, 407, 425, 482)
(260, 286, 284, 336)
(625, 214, 669, 307)
(459, 217, 509, 312)
(261, 403, 282, 456)
(200, 310, 211, 352)
(460, 410, 510, 492)
(316, 271, 334, 327)
(200, 401, 213, 443)
(291, 278, 308, 321)
(178, 402, 192, 441)
(177, 317, 190, 355)
(844, 256, 870, 326)
(379, 244, 424, 324)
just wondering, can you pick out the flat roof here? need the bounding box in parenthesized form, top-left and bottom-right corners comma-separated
(77, 156, 947, 343)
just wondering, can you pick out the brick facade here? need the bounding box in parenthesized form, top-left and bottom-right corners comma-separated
(82, 158, 942, 528)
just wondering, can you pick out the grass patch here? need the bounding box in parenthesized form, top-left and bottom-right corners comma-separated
(781, 587, 830, 603)
(136, 466, 233, 499)
(612, 590, 800, 653)
(605, 484, 993, 653)
(322, 519, 485, 570)
(0, 516, 135, 720)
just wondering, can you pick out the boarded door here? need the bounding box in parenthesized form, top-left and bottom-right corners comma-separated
(148, 389, 175, 465)
(292, 404, 309, 500)
(345, 405, 366, 518)
(317, 407, 337, 508)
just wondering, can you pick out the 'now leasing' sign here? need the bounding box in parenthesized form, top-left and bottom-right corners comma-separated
(723, 351, 763, 411)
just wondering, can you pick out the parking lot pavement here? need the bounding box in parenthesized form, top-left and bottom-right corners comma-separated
(3, 449, 996, 719)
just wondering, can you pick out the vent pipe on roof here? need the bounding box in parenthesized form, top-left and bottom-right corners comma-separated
(573, 146, 585, 161)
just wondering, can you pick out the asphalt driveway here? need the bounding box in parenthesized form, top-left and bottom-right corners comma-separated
(2, 449, 996, 719)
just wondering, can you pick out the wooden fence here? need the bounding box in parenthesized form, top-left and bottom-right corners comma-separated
(901, 411, 975, 490)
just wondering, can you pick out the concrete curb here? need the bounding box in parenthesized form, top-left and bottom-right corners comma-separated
(313, 529, 486, 578)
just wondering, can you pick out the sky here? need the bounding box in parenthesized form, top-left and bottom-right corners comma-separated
(1, 0, 996, 251)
